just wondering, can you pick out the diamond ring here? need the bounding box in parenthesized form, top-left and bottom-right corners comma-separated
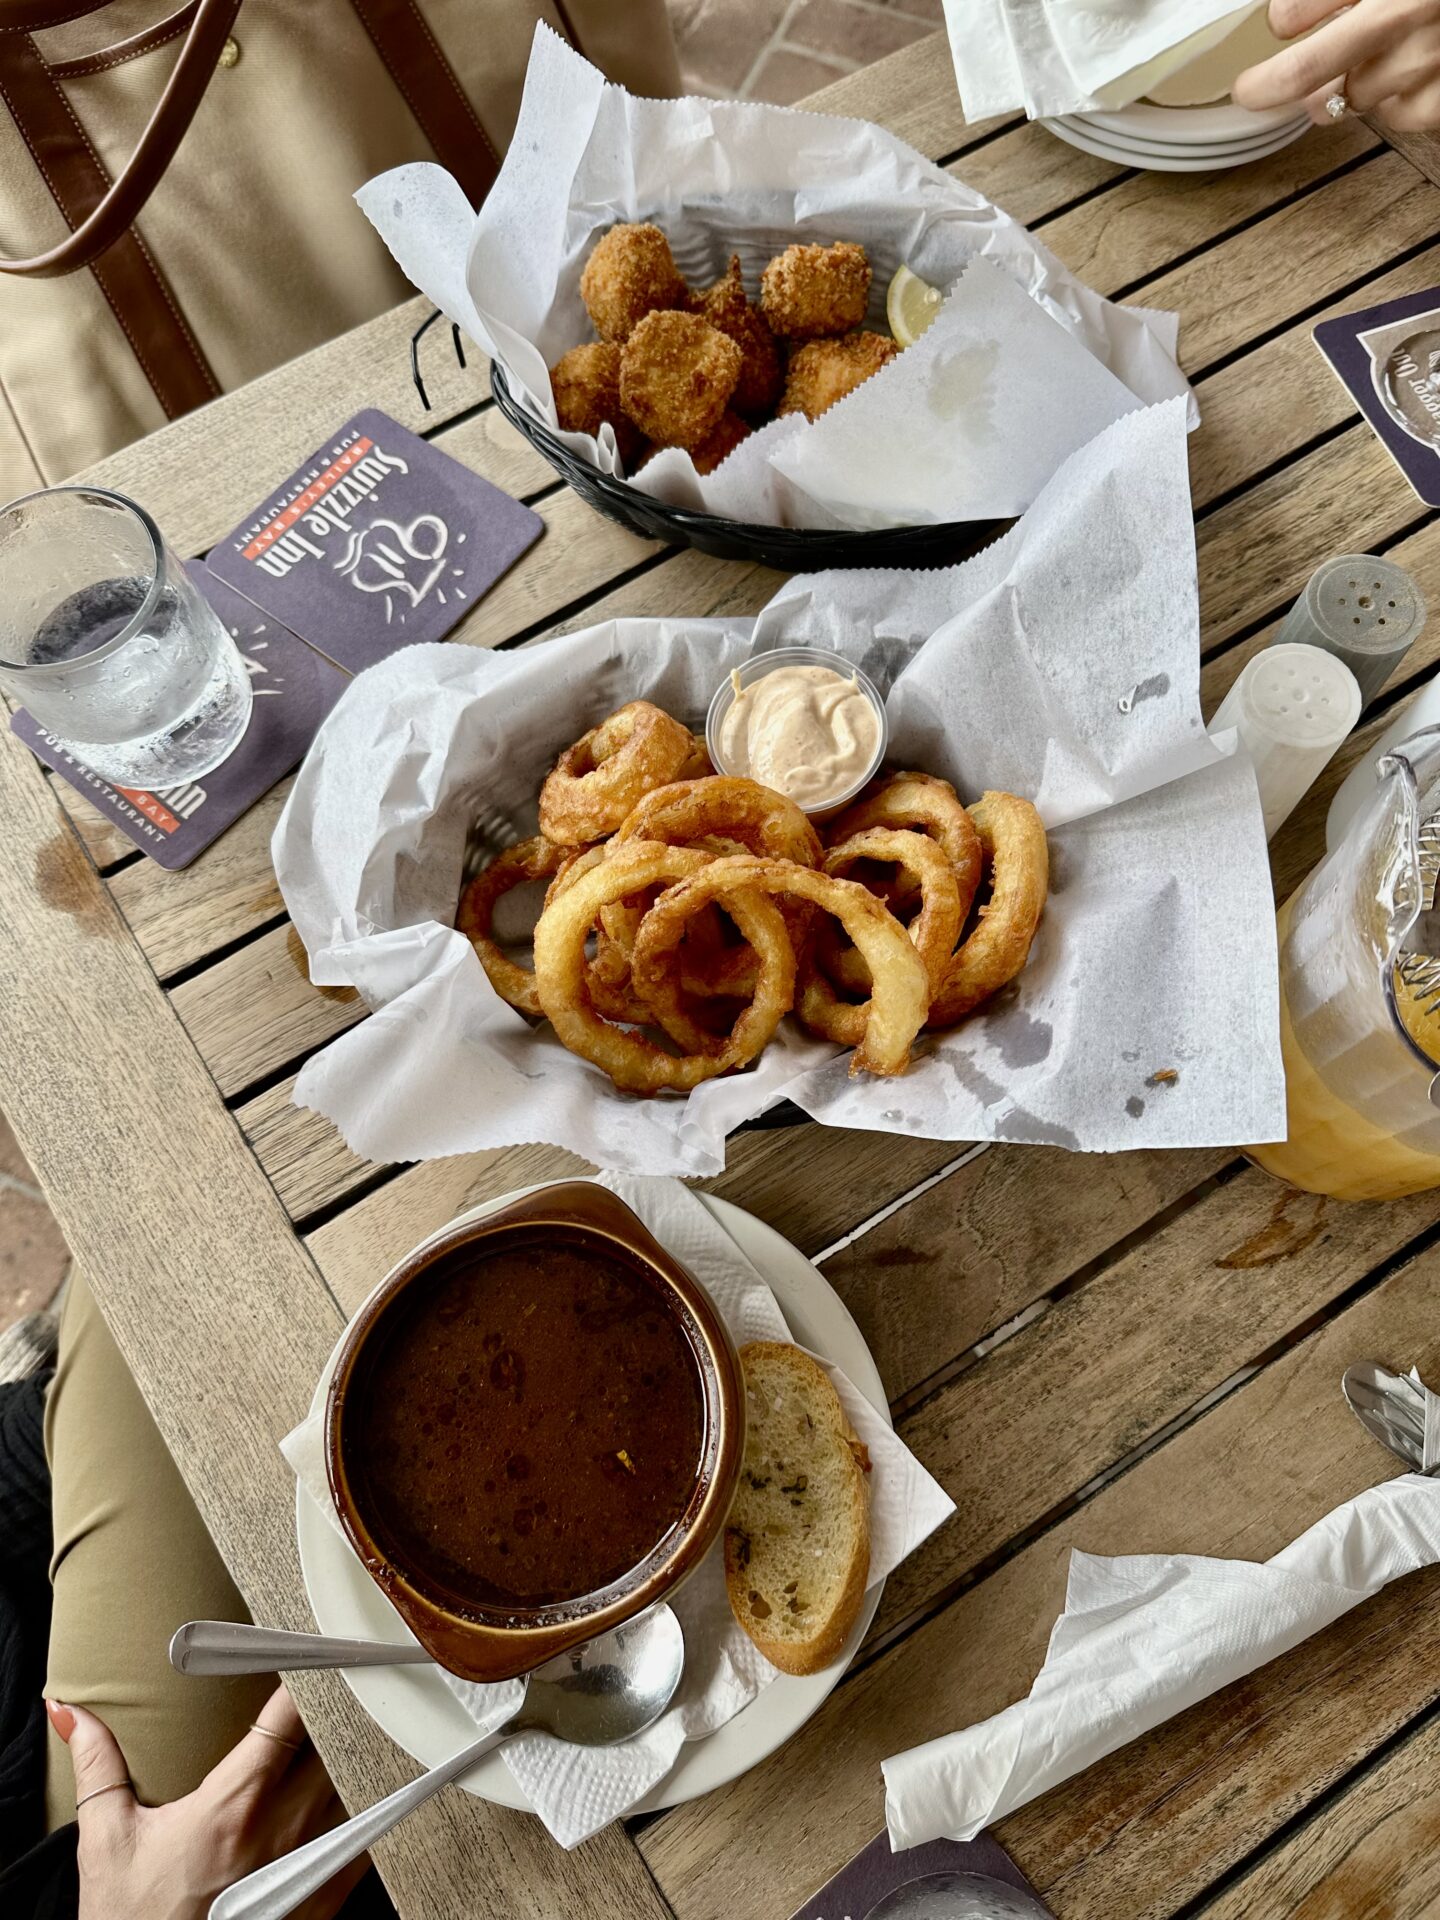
(1325, 91, 1349, 119)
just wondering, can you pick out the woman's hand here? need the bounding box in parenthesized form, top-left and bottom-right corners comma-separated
(1233, 0, 1440, 130)
(46, 1686, 369, 1920)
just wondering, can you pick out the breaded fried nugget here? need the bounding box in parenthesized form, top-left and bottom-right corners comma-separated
(619, 311, 742, 450)
(549, 342, 646, 464)
(760, 241, 871, 341)
(778, 331, 899, 421)
(694, 256, 783, 418)
(580, 222, 690, 342)
(690, 410, 751, 475)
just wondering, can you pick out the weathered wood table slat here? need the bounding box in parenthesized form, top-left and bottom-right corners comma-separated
(4, 34, 1440, 1919)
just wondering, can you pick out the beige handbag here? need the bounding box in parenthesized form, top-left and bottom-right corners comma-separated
(0, 0, 680, 491)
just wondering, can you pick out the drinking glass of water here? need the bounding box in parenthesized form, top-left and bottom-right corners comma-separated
(0, 486, 253, 787)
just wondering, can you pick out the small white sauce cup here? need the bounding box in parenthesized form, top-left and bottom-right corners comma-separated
(705, 644, 888, 820)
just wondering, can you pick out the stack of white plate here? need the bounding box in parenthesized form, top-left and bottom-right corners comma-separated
(1043, 98, 1311, 173)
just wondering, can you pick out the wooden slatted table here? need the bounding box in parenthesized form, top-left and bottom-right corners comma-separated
(4, 39, 1440, 1919)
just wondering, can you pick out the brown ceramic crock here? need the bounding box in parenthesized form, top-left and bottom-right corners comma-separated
(325, 1181, 744, 1683)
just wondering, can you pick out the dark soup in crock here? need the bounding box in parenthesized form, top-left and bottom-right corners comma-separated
(342, 1231, 707, 1609)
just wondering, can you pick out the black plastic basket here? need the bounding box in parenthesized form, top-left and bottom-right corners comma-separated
(491, 364, 1006, 573)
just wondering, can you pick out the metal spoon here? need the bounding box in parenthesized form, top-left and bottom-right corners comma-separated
(1342, 1362, 1437, 1473)
(170, 1620, 435, 1676)
(209, 1604, 685, 1920)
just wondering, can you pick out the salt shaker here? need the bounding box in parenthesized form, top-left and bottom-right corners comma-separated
(1208, 642, 1362, 838)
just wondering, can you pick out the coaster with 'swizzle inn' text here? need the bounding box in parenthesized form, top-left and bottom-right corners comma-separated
(1316, 286, 1440, 508)
(14, 409, 544, 867)
(203, 407, 543, 669)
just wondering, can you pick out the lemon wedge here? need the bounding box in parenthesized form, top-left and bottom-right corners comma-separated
(887, 265, 944, 349)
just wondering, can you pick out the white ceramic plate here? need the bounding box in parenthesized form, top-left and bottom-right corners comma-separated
(295, 1185, 890, 1813)
(1043, 114, 1309, 172)
(1055, 111, 1307, 159)
(1090, 98, 1306, 141)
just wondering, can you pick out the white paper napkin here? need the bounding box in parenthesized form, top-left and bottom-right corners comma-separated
(283, 1174, 953, 1848)
(274, 400, 1286, 1176)
(882, 1378, 1440, 1848)
(945, 0, 1273, 119)
(355, 26, 1192, 534)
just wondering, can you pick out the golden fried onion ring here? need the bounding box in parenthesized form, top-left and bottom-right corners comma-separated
(613, 775, 823, 865)
(928, 791, 1048, 1028)
(457, 836, 569, 1017)
(615, 776, 822, 965)
(828, 771, 982, 888)
(799, 829, 961, 1050)
(630, 854, 929, 1077)
(533, 841, 796, 1093)
(821, 770, 984, 995)
(597, 831, 757, 1003)
(539, 701, 699, 845)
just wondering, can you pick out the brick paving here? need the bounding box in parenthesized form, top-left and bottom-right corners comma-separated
(0, 2, 941, 1340)
(672, 0, 941, 102)
(0, 1111, 70, 1336)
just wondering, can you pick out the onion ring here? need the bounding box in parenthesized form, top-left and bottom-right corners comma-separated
(597, 832, 758, 1001)
(539, 701, 698, 845)
(533, 841, 795, 1093)
(630, 854, 928, 1077)
(799, 829, 960, 1049)
(615, 777, 822, 964)
(826, 771, 982, 888)
(928, 791, 1048, 1027)
(542, 846, 656, 1023)
(613, 776, 823, 867)
(457, 837, 568, 1017)
(821, 772, 983, 995)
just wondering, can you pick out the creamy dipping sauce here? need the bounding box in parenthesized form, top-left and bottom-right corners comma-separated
(719, 663, 880, 809)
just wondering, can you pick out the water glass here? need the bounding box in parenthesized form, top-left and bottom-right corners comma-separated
(0, 486, 253, 787)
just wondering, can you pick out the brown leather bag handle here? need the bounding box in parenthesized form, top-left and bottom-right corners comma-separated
(0, 0, 241, 279)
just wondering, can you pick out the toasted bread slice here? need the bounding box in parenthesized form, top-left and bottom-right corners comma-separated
(723, 1341, 871, 1675)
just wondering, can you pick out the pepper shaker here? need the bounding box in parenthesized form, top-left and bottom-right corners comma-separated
(1272, 554, 1425, 706)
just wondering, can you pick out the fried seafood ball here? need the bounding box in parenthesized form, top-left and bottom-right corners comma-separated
(579, 222, 690, 342)
(778, 331, 899, 422)
(690, 410, 751, 475)
(549, 342, 646, 463)
(760, 240, 871, 340)
(618, 310, 743, 450)
(694, 256, 783, 418)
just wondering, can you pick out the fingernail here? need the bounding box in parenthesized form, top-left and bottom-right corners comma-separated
(45, 1699, 75, 1741)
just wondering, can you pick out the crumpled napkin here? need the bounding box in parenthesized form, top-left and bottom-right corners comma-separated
(945, 0, 1274, 120)
(882, 1371, 1440, 1848)
(283, 1174, 954, 1847)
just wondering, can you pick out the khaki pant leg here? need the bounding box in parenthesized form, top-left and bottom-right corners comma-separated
(43, 1274, 273, 1828)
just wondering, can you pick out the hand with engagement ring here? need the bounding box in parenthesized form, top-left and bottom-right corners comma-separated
(1233, 0, 1440, 131)
(46, 1685, 366, 1920)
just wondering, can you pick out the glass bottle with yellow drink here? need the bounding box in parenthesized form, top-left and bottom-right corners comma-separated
(1250, 727, 1440, 1199)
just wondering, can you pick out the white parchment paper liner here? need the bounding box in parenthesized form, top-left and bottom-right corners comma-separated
(355, 26, 1193, 533)
(283, 1173, 953, 1847)
(273, 400, 1285, 1175)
